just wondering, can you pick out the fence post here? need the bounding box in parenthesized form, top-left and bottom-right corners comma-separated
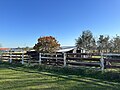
(56, 54, 57, 65)
(9, 51, 12, 63)
(100, 52, 104, 71)
(64, 53, 66, 67)
(0, 53, 3, 61)
(21, 50, 24, 64)
(39, 53, 41, 65)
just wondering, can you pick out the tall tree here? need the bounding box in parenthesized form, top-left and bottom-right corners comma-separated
(97, 35, 109, 53)
(34, 36, 60, 53)
(91, 38, 97, 52)
(113, 35, 120, 52)
(103, 36, 110, 52)
(97, 35, 104, 53)
(108, 39, 114, 53)
(76, 30, 96, 52)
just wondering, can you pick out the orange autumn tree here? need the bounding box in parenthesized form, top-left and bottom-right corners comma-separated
(33, 36, 60, 53)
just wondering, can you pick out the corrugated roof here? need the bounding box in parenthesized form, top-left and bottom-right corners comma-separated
(57, 47, 75, 53)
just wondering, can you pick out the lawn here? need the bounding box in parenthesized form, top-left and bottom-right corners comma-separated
(0, 62, 120, 90)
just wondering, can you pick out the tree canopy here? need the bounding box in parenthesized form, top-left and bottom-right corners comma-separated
(76, 30, 120, 53)
(76, 30, 96, 52)
(33, 36, 60, 53)
(97, 35, 110, 53)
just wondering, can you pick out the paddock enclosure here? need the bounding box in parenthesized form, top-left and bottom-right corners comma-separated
(1, 50, 120, 70)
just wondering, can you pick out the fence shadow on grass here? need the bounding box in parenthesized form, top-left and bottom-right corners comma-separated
(8, 67, 120, 90)
(1, 62, 120, 90)
(1, 61, 120, 82)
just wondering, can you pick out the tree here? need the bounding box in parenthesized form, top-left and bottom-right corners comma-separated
(104, 36, 110, 52)
(23, 46, 30, 51)
(91, 38, 97, 52)
(97, 35, 110, 53)
(108, 39, 114, 53)
(33, 36, 60, 53)
(113, 35, 120, 52)
(76, 30, 96, 52)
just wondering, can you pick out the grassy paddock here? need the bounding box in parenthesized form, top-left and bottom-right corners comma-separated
(0, 62, 120, 90)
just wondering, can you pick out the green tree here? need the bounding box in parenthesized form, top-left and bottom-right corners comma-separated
(22, 46, 30, 51)
(113, 35, 120, 52)
(103, 36, 110, 52)
(33, 36, 60, 53)
(108, 39, 114, 53)
(97, 35, 110, 53)
(76, 30, 96, 52)
(91, 38, 97, 52)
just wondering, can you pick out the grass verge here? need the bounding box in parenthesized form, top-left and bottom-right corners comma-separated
(0, 62, 120, 90)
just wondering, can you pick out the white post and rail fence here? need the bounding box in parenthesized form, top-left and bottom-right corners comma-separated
(1, 51, 27, 64)
(1, 51, 120, 71)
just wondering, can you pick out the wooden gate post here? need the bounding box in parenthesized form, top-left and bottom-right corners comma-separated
(0, 53, 3, 61)
(39, 53, 41, 65)
(56, 54, 57, 65)
(100, 53, 104, 71)
(9, 51, 12, 63)
(64, 53, 66, 67)
(21, 50, 24, 64)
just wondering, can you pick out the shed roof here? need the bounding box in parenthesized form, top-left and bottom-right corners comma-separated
(0, 48, 10, 51)
(57, 47, 75, 53)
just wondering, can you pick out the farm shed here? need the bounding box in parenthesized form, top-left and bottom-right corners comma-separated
(0, 48, 10, 52)
(57, 46, 86, 53)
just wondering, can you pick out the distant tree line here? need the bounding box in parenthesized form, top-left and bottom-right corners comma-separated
(76, 30, 120, 53)
(1, 30, 120, 54)
(33, 30, 120, 53)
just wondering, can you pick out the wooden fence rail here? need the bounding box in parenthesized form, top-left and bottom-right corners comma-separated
(1, 51, 120, 71)
(1, 51, 29, 64)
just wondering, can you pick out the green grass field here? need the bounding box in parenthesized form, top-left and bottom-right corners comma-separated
(0, 62, 120, 90)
